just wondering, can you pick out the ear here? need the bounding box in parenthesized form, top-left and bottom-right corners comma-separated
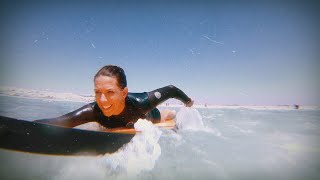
(122, 87, 128, 98)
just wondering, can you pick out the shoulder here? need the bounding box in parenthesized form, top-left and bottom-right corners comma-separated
(81, 102, 97, 110)
(126, 92, 151, 109)
(76, 102, 99, 114)
(127, 92, 149, 103)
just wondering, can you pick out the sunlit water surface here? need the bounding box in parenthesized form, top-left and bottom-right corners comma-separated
(1, 95, 320, 180)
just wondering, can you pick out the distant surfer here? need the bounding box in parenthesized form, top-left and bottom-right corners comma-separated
(35, 65, 194, 129)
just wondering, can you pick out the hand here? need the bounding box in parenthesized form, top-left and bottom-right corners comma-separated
(185, 99, 194, 107)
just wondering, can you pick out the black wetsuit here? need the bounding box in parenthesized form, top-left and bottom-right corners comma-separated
(35, 85, 191, 129)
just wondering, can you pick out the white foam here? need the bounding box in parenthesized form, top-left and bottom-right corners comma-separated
(98, 119, 162, 178)
(54, 119, 163, 180)
(176, 107, 221, 136)
(176, 107, 204, 130)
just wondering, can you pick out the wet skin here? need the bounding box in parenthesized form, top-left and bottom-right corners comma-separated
(94, 76, 128, 117)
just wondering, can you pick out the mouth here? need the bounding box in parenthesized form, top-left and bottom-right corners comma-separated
(102, 104, 112, 110)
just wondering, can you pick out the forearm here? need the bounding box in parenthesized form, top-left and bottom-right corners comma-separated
(147, 85, 192, 107)
(34, 115, 89, 127)
(34, 104, 95, 127)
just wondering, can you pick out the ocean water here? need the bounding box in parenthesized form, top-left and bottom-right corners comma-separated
(0, 95, 320, 180)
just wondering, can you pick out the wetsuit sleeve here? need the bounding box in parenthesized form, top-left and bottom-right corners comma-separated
(147, 85, 192, 107)
(145, 108, 161, 123)
(33, 103, 96, 127)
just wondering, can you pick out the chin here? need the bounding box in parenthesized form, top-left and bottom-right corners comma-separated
(102, 111, 113, 117)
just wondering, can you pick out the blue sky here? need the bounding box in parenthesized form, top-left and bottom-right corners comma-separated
(1, 1, 319, 105)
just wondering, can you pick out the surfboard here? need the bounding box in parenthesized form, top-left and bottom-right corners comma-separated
(103, 119, 176, 134)
(0, 115, 175, 156)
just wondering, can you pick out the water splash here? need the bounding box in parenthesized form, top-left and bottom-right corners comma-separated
(56, 119, 162, 180)
(98, 119, 162, 179)
(176, 107, 204, 130)
(176, 107, 221, 136)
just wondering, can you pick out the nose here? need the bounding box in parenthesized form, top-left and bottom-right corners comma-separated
(99, 93, 108, 103)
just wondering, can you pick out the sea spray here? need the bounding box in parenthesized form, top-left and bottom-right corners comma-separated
(98, 119, 162, 179)
(176, 107, 204, 130)
(176, 107, 221, 136)
(55, 119, 162, 180)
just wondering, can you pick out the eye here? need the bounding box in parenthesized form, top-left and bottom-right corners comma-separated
(107, 91, 114, 95)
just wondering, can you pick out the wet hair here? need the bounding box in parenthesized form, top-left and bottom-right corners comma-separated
(94, 65, 127, 89)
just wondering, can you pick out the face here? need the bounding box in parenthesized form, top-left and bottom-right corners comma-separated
(94, 75, 128, 117)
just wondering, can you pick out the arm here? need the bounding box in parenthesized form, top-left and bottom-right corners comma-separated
(147, 85, 193, 108)
(145, 108, 161, 123)
(33, 103, 96, 127)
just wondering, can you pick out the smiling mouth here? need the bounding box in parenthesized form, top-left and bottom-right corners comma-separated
(102, 105, 112, 110)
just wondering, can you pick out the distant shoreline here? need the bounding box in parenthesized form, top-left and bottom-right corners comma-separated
(1, 94, 318, 111)
(1, 86, 319, 110)
(0, 86, 94, 103)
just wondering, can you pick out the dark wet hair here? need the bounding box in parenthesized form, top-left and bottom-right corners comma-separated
(94, 65, 127, 89)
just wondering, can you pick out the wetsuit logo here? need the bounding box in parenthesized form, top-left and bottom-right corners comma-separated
(154, 92, 161, 99)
